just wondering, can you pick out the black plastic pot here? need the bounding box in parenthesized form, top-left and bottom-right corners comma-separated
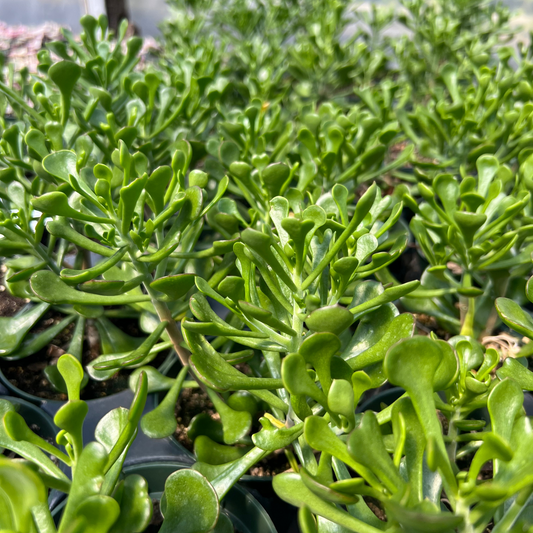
(51, 462, 278, 533)
(0, 395, 63, 508)
(357, 386, 405, 413)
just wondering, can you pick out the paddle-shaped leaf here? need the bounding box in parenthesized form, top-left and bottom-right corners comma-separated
(141, 365, 189, 438)
(159, 469, 219, 533)
(0, 302, 49, 356)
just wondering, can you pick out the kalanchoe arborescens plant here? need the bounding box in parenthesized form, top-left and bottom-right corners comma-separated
(388, 154, 532, 336)
(274, 334, 533, 533)
(394, 0, 515, 99)
(207, 103, 413, 225)
(0, 138, 232, 392)
(135, 182, 419, 487)
(0, 353, 152, 532)
(0, 14, 216, 163)
(397, 58, 533, 178)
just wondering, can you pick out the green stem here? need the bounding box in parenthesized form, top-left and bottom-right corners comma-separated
(460, 271, 475, 337)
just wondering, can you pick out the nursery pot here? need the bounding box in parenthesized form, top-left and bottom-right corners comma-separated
(357, 386, 405, 413)
(51, 462, 278, 533)
(0, 395, 63, 508)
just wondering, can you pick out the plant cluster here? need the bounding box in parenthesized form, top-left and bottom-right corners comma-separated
(1, 0, 533, 532)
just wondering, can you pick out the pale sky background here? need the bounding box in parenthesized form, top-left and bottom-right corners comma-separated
(0, 0, 532, 38)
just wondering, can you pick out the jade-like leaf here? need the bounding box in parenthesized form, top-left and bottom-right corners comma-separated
(384, 336, 457, 494)
(348, 411, 405, 494)
(194, 435, 249, 465)
(299, 332, 341, 394)
(476, 154, 499, 198)
(71, 495, 120, 532)
(238, 300, 296, 336)
(0, 302, 49, 356)
(146, 166, 172, 214)
(110, 475, 153, 533)
(57, 353, 85, 401)
(60, 247, 128, 284)
(54, 400, 88, 459)
(497, 358, 533, 390)
(349, 281, 420, 319)
(205, 388, 252, 445)
(273, 473, 384, 533)
(32, 191, 111, 223)
(46, 219, 115, 257)
(347, 313, 415, 370)
(49, 60, 82, 125)
(262, 162, 291, 197)
(241, 228, 297, 291)
(58, 441, 108, 532)
(487, 378, 523, 444)
(453, 211, 487, 246)
(252, 418, 304, 451)
(300, 468, 358, 505)
(188, 413, 224, 443)
(128, 365, 176, 393)
(303, 416, 379, 488)
(185, 329, 285, 399)
(328, 380, 355, 432)
(464, 432, 513, 488)
(25, 128, 49, 160)
(305, 306, 353, 336)
(0, 457, 48, 533)
(159, 469, 219, 533)
(495, 297, 533, 339)
(141, 365, 189, 438)
(3, 409, 71, 465)
(93, 321, 167, 371)
(10, 314, 76, 361)
(30, 270, 151, 305)
(150, 274, 196, 301)
(302, 184, 378, 290)
(96, 316, 145, 354)
(119, 174, 149, 234)
(282, 353, 328, 408)
(0, 400, 69, 482)
(384, 499, 463, 533)
(391, 397, 426, 503)
(104, 371, 148, 472)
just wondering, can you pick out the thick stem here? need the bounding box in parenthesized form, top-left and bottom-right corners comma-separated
(460, 271, 475, 337)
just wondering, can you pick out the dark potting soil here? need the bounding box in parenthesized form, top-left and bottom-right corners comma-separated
(173, 387, 291, 476)
(364, 497, 387, 522)
(0, 294, 168, 400)
(174, 386, 216, 451)
(413, 313, 451, 340)
(0, 288, 27, 316)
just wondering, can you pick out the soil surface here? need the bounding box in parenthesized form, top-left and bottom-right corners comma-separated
(173, 386, 291, 476)
(0, 290, 166, 400)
